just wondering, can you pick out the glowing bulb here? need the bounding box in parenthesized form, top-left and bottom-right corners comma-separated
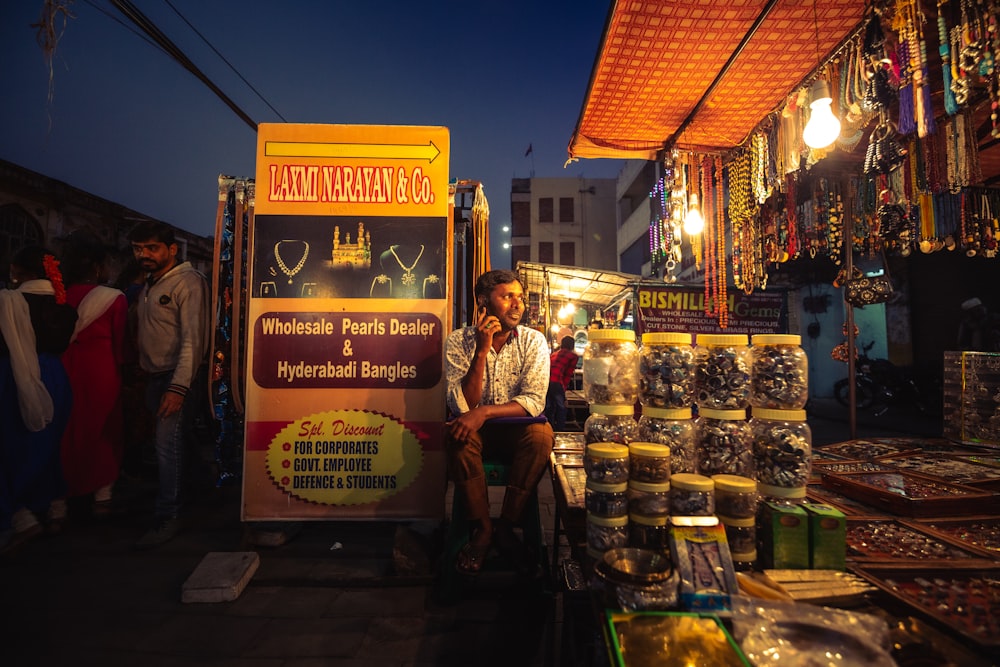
(802, 79, 841, 149)
(684, 193, 704, 235)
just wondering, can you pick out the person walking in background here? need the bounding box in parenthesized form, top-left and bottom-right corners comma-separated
(57, 230, 127, 521)
(957, 297, 1000, 352)
(545, 335, 578, 431)
(0, 246, 77, 554)
(128, 222, 209, 549)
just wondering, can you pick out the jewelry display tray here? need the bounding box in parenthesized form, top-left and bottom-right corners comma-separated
(845, 517, 999, 563)
(850, 563, 1000, 652)
(873, 452, 1000, 491)
(807, 483, 891, 517)
(910, 516, 1000, 559)
(819, 470, 1000, 518)
(814, 439, 922, 461)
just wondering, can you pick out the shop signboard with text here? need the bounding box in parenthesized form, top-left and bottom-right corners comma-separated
(635, 284, 787, 335)
(244, 123, 450, 520)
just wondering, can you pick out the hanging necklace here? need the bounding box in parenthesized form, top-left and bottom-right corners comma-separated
(390, 244, 424, 286)
(274, 240, 309, 284)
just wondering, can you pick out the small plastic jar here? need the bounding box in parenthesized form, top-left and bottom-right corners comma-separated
(669, 473, 715, 516)
(583, 329, 640, 405)
(587, 512, 629, 555)
(750, 334, 809, 409)
(584, 442, 630, 484)
(637, 407, 696, 474)
(585, 480, 629, 518)
(718, 515, 756, 555)
(639, 332, 694, 408)
(584, 404, 638, 446)
(730, 548, 757, 572)
(693, 334, 751, 410)
(750, 408, 812, 498)
(628, 442, 671, 483)
(628, 479, 671, 516)
(695, 408, 753, 478)
(629, 512, 670, 550)
(711, 474, 758, 519)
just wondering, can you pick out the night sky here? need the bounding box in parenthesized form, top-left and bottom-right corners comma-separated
(1, 1, 625, 266)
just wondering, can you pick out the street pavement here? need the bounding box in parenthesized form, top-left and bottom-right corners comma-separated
(0, 399, 946, 666)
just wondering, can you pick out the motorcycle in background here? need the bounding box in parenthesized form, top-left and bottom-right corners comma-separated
(833, 340, 942, 417)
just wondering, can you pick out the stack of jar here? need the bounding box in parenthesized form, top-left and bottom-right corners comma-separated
(693, 334, 753, 478)
(748, 334, 811, 504)
(583, 329, 639, 559)
(638, 332, 696, 473)
(627, 442, 671, 550)
(712, 474, 758, 570)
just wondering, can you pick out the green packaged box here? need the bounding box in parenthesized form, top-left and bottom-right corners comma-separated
(803, 502, 846, 570)
(757, 502, 808, 569)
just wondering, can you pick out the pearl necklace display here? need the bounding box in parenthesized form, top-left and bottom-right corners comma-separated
(390, 244, 424, 286)
(274, 240, 309, 284)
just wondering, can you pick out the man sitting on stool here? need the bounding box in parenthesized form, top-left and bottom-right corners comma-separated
(445, 270, 553, 575)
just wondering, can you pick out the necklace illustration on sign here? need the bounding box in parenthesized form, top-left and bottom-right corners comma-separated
(274, 240, 309, 284)
(390, 244, 424, 286)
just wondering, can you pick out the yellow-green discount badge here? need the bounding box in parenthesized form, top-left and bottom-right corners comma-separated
(265, 409, 422, 505)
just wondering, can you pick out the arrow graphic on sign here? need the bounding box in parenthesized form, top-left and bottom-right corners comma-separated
(265, 140, 441, 163)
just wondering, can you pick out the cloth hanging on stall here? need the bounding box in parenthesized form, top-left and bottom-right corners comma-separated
(472, 183, 490, 279)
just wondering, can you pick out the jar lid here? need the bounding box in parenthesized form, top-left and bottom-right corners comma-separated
(587, 329, 635, 343)
(669, 472, 713, 491)
(641, 332, 691, 345)
(587, 442, 630, 458)
(758, 483, 807, 499)
(751, 334, 801, 346)
(750, 408, 807, 422)
(629, 442, 671, 458)
(698, 408, 748, 421)
(695, 333, 748, 346)
(586, 480, 628, 493)
(642, 406, 692, 420)
(587, 512, 629, 527)
(589, 404, 636, 416)
(629, 512, 670, 526)
(628, 479, 671, 493)
(717, 515, 756, 527)
(712, 474, 757, 493)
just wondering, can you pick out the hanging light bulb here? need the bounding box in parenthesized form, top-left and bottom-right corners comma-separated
(684, 193, 704, 235)
(802, 79, 841, 149)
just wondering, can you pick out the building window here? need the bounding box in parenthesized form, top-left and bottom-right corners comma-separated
(511, 201, 530, 236)
(559, 197, 574, 223)
(538, 241, 553, 264)
(511, 245, 530, 268)
(539, 197, 553, 223)
(559, 242, 575, 266)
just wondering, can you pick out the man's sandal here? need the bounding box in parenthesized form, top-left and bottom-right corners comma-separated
(455, 540, 490, 575)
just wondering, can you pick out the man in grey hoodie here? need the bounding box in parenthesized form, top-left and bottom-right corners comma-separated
(127, 221, 209, 548)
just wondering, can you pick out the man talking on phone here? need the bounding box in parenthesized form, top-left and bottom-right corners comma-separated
(444, 269, 553, 575)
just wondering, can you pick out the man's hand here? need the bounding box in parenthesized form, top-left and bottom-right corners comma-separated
(157, 391, 184, 419)
(446, 407, 488, 443)
(476, 305, 501, 348)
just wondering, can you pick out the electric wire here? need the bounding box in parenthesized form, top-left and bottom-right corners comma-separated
(162, 0, 286, 122)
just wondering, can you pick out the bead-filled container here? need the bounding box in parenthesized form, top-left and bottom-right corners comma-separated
(695, 408, 753, 478)
(639, 332, 694, 408)
(583, 329, 640, 405)
(587, 512, 630, 557)
(637, 407, 696, 474)
(669, 472, 715, 516)
(629, 512, 670, 550)
(693, 333, 751, 410)
(584, 404, 638, 446)
(628, 479, 671, 516)
(750, 334, 809, 409)
(719, 515, 756, 555)
(750, 408, 812, 499)
(584, 442, 630, 484)
(585, 480, 629, 518)
(711, 474, 758, 519)
(628, 441, 671, 483)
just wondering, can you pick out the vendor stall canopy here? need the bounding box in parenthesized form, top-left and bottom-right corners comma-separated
(517, 262, 638, 310)
(568, 0, 870, 159)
